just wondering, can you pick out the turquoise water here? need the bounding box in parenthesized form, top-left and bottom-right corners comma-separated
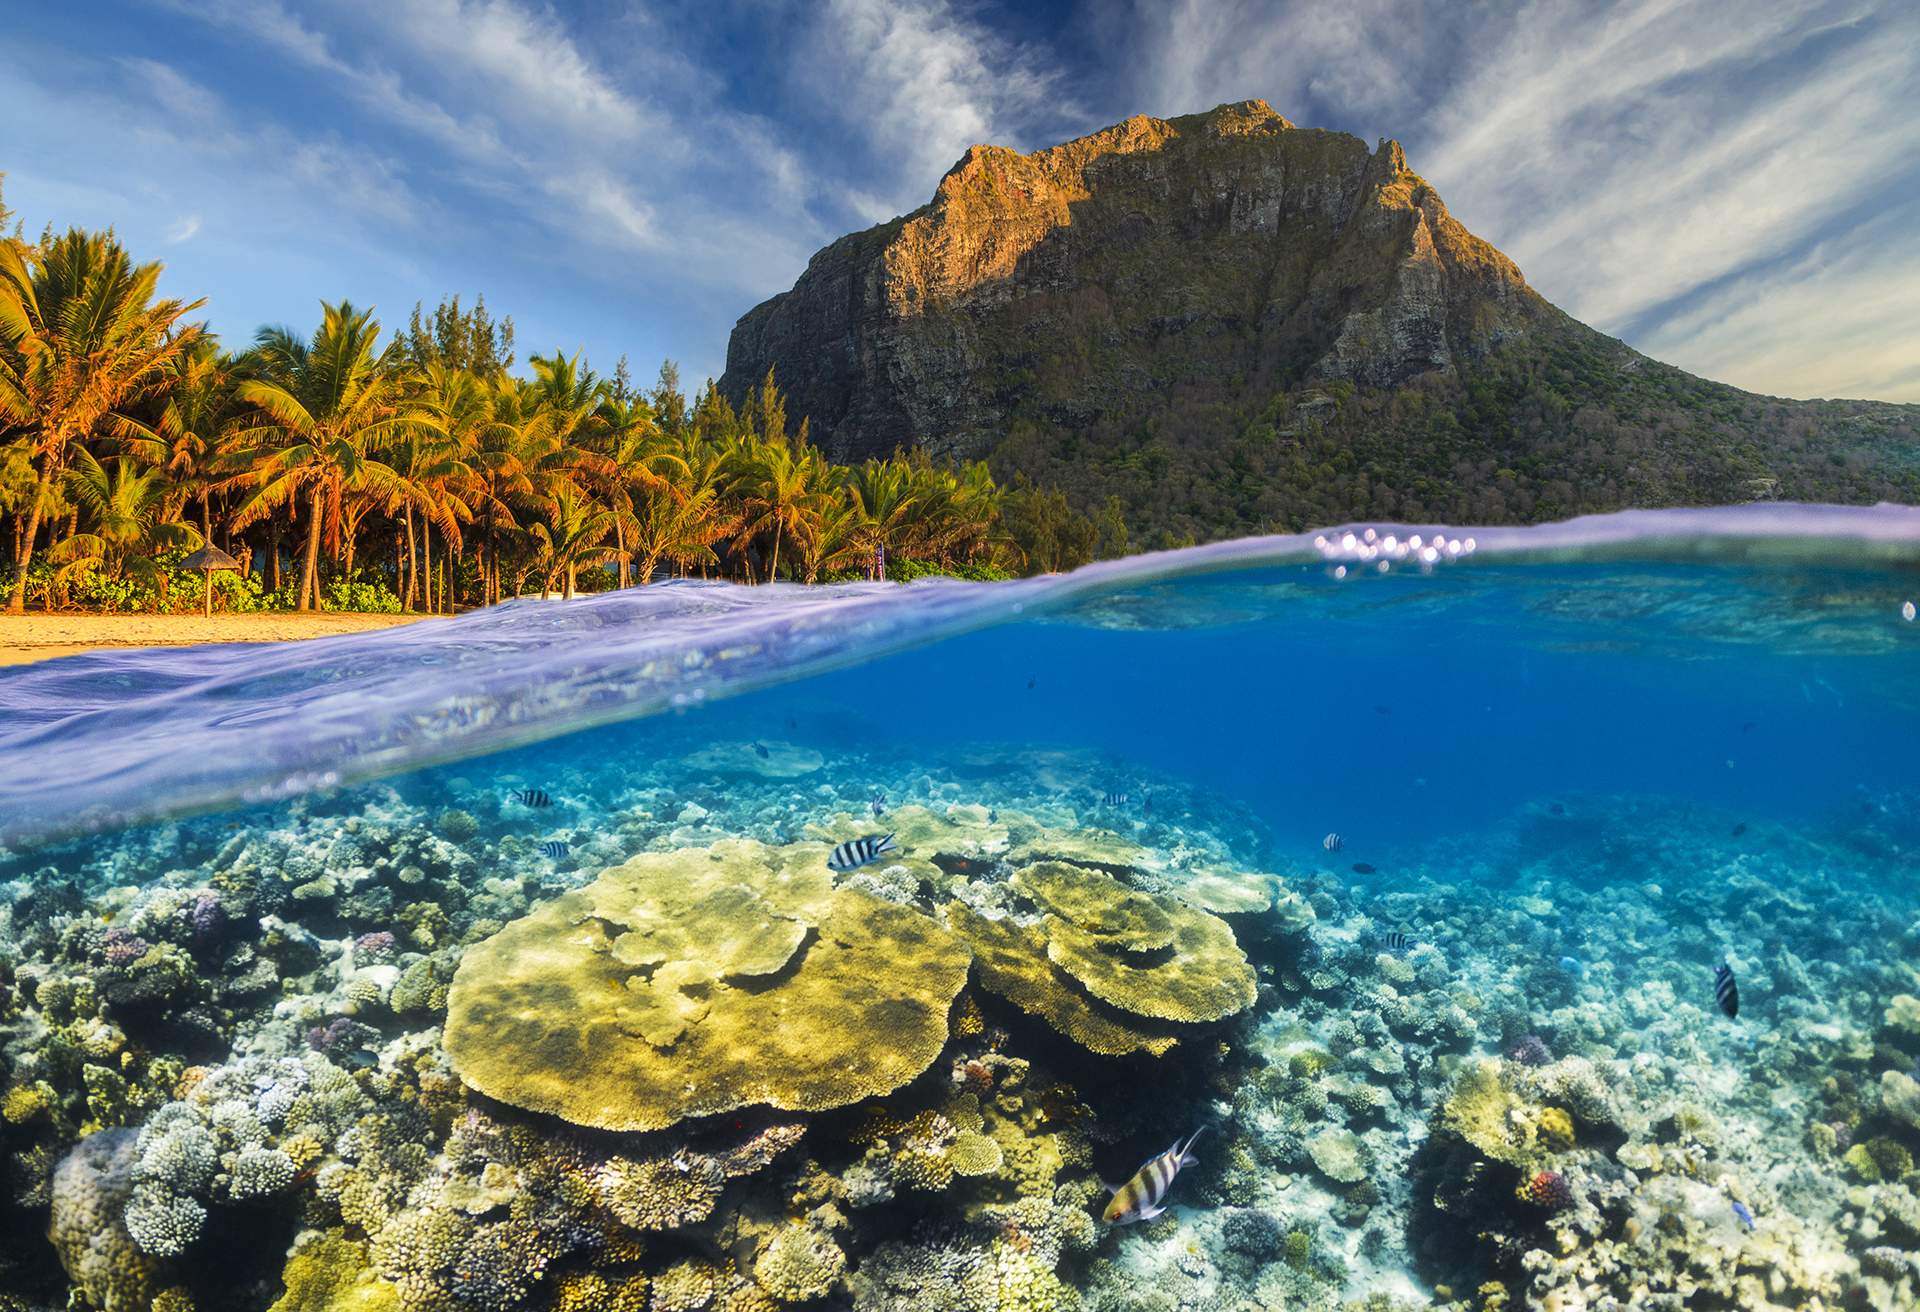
(2, 504, 1919, 1311)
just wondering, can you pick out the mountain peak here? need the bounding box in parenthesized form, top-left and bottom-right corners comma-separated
(722, 105, 1916, 542)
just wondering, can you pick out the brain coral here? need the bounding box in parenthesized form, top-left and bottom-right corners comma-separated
(445, 841, 972, 1131)
(49, 1129, 163, 1312)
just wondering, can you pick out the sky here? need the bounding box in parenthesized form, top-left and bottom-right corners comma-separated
(3, 0, 1917, 402)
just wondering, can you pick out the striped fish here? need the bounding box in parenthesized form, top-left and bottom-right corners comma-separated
(870, 793, 886, 818)
(511, 788, 553, 808)
(1103, 1127, 1205, 1225)
(540, 840, 570, 859)
(1322, 832, 1343, 852)
(1103, 791, 1131, 807)
(1713, 962, 1739, 1019)
(1383, 931, 1414, 952)
(827, 833, 897, 872)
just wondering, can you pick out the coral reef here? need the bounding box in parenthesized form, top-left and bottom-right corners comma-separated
(7, 747, 1918, 1312)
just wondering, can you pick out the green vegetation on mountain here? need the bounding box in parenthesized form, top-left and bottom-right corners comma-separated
(721, 101, 1919, 547)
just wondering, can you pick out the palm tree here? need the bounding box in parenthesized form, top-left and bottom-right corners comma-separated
(847, 457, 921, 578)
(529, 481, 622, 598)
(47, 450, 200, 603)
(144, 338, 236, 548)
(577, 393, 683, 588)
(0, 229, 204, 611)
(734, 439, 823, 583)
(226, 302, 436, 611)
(798, 494, 866, 584)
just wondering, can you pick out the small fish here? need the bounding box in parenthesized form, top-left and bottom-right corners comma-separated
(1382, 930, 1414, 952)
(827, 833, 898, 872)
(1713, 962, 1739, 1019)
(1103, 791, 1131, 807)
(988, 808, 999, 823)
(1351, 862, 1376, 875)
(870, 793, 885, 818)
(1730, 822, 1748, 838)
(511, 788, 553, 808)
(540, 840, 570, 859)
(754, 743, 770, 760)
(1731, 1199, 1755, 1232)
(1322, 832, 1343, 852)
(1548, 802, 1566, 816)
(1103, 1127, 1205, 1225)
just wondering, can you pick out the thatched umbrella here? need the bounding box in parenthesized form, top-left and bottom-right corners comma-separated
(181, 544, 241, 618)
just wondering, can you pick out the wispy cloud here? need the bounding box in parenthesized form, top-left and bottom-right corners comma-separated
(799, 0, 1081, 220)
(1641, 202, 1920, 401)
(164, 214, 201, 244)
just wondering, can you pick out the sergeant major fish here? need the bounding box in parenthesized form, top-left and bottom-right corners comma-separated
(1322, 832, 1344, 852)
(539, 841, 570, 859)
(827, 833, 898, 872)
(510, 788, 553, 808)
(1713, 962, 1739, 1019)
(1103, 1128, 1205, 1225)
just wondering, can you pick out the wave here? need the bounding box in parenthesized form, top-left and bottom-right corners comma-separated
(1, 502, 1915, 847)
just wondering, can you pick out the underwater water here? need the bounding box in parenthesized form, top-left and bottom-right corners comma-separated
(2, 503, 1919, 1312)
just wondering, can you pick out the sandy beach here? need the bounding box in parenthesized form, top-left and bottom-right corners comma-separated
(0, 612, 430, 666)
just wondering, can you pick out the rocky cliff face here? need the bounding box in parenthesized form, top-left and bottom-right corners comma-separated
(724, 100, 1557, 460)
(722, 101, 1917, 541)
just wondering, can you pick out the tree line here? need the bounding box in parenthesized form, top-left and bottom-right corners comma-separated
(0, 189, 1113, 615)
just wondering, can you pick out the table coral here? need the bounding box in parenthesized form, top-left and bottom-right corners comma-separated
(445, 842, 972, 1130)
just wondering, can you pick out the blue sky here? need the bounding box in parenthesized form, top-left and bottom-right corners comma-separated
(4, 0, 1917, 401)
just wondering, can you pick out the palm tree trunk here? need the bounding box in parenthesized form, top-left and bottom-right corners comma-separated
(615, 518, 628, 588)
(403, 506, 418, 610)
(6, 460, 55, 614)
(267, 516, 282, 592)
(298, 486, 324, 612)
(201, 491, 213, 547)
(771, 522, 783, 582)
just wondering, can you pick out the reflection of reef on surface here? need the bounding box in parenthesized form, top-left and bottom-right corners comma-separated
(5, 748, 1920, 1311)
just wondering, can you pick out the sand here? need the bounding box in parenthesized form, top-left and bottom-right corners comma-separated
(0, 612, 431, 666)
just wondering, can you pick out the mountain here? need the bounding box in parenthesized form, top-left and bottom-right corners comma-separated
(721, 100, 1918, 544)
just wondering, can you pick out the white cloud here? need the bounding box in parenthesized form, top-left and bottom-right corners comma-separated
(800, 0, 1077, 215)
(164, 214, 201, 244)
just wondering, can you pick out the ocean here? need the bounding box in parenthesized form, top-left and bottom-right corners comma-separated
(2, 503, 1918, 1311)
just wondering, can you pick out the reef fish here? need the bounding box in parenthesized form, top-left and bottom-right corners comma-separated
(1322, 832, 1344, 852)
(1713, 962, 1739, 1019)
(1103, 1128, 1205, 1225)
(827, 833, 898, 872)
(754, 743, 770, 760)
(1382, 931, 1414, 952)
(1731, 1200, 1755, 1232)
(1103, 791, 1131, 806)
(1730, 822, 1748, 838)
(1351, 862, 1377, 875)
(510, 788, 553, 808)
(540, 841, 569, 859)
(870, 793, 885, 818)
